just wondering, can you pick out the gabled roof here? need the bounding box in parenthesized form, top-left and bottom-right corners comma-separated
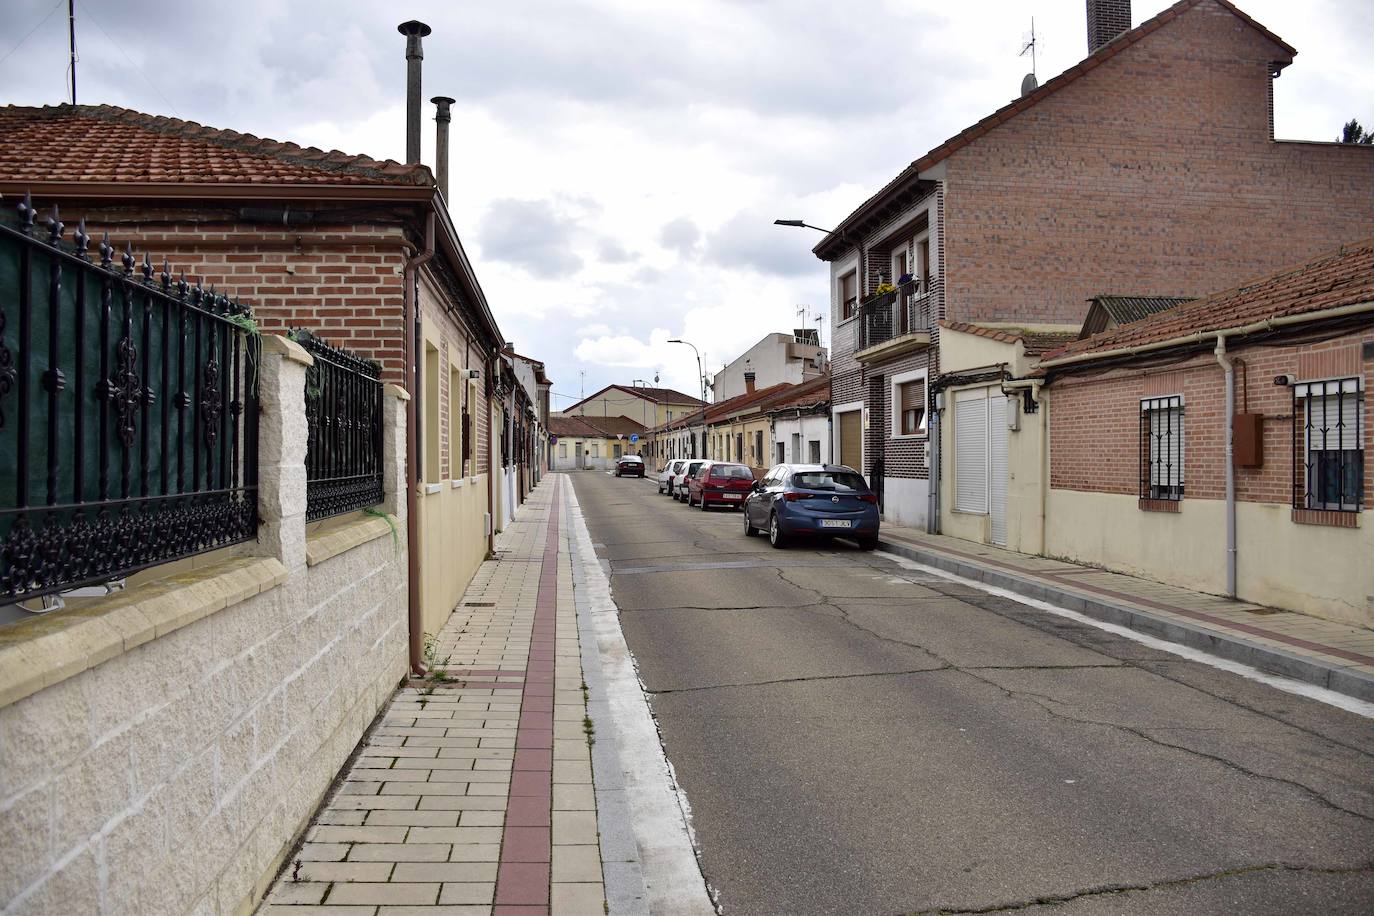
(548, 415, 647, 438)
(0, 104, 433, 186)
(763, 374, 832, 413)
(814, 0, 1297, 259)
(1089, 295, 1196, 326)
(1041, 238, 1374, 365)
(940, 321, 1081, 356)
(562, 384, 702, 414)
(703, 383, 793, 423)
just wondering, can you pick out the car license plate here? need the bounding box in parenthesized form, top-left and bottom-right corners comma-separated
(819, 519, 851, 528)
(722, 493, 742, 500)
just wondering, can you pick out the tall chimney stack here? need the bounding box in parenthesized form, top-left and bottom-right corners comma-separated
(1086, 0, 1131, 54)
(397, 20, 432, 165)
(744, 371, 757, 395)
(432, 96, 455, 201)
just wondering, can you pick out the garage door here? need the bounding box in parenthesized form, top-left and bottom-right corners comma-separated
(838, 410, 862, 472)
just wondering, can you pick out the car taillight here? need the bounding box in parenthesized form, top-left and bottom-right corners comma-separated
(858, 493, 878, 504)
(784, 492, 814, 501)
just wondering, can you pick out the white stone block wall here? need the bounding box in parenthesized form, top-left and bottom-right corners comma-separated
(0, 336, 410, 916)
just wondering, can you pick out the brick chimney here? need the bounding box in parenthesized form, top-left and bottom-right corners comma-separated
(1086, 0, 1131, 54)
(744, 371, 756, 395)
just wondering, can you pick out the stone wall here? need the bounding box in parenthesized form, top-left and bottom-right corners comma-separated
(0, 336, 410, 915)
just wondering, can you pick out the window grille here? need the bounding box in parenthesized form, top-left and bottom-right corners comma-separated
(1140, 396, 1184, 500)
(1294, 378, 1364, 512)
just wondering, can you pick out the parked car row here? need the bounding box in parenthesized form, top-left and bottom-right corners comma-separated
(652, 459, 881, 550)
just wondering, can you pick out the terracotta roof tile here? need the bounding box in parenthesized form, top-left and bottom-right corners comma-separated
(940, 322, 1080, 356)
(1043, 238, 1374, 362)
(0, 104, 433, 186)
(548, 415, 647, 438)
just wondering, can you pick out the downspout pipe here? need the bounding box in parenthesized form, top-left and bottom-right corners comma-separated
(1215, 335, 1237, 599)
(403, 211, 436, 674)
(485, 352, 498, 558)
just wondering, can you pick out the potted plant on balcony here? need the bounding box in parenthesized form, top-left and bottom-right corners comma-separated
(863, 281, 897, 306)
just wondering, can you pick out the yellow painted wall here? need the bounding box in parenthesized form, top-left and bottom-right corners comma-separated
(564, 394, 697, 429)
(416, 478, 490, 638)
(1044, 488, 1374, 627)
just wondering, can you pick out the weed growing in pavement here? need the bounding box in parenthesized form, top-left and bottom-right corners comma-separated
(421, 632, 438, 669)
(582, 714, 596, 748)
(290, 859, 302, 882)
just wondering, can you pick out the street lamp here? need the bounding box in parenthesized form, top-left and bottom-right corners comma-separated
(773, 219, 835, 234)
(667, 338, 706, 406)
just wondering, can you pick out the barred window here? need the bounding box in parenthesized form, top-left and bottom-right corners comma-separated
(1140, 396, 1184, 501)
(1295, 378, 1364, 512)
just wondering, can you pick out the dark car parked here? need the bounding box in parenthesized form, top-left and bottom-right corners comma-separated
(614, 454, 645, 477)
(686, 461, 755, 509)
(743, 464, 880, 549)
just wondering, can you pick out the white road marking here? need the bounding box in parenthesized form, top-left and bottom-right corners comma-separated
(877, 550, 1374, 719)
(566, 482, 718, 915)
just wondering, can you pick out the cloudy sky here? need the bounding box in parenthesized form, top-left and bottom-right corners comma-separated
(3, 0, 1370, 408)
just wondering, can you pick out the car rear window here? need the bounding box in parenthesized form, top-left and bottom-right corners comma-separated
(791, 471, 867, 492)
(710, 465, 753, 479)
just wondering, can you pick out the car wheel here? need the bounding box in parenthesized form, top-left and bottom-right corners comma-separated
(743, 510, 758, 537)
(768, 513, 787, 549)
(700, 494, 710, 512)
(858, 536, 878, 551)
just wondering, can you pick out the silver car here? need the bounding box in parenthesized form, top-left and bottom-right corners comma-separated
(658, 459, 687, 494)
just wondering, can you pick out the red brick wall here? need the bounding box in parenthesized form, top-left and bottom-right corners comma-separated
(942, 0, 1374, 327)
(1049, 329, 1374, 510)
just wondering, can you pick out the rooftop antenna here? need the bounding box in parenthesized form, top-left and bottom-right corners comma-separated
(1019, 17, 1039, 96)
(66, 0, 78, 104)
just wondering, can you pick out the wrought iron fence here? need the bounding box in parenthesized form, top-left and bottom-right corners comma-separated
(292, 329, 384, 521)
(0, 195, 259, 604)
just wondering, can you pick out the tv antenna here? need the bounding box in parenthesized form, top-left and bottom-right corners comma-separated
(1019, 17, 1040, 95)
(66, 0, 78, 104)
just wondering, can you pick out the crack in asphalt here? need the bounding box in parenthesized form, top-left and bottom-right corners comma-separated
(765, 566, 1374, 824)
(646, 664, 1132, 696)
(908, 860, 1374, 914)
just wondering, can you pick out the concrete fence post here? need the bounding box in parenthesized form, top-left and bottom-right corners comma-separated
(382, 383, 410, 520)
(256, 334, 313, 570)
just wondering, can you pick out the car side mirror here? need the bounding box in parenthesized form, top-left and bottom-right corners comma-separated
(751, 480, 762, 492)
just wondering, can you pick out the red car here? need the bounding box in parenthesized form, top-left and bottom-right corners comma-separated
(686, 462, 755, 510)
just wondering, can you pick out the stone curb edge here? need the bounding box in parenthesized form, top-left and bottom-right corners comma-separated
(877, 537, 1374, 704)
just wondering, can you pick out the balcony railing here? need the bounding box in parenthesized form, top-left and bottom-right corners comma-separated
(858, 280, 933, 351)
(0, 196, 259, 604)
(293, 330, 385, 522)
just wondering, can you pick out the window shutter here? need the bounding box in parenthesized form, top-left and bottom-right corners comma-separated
(954, 393, 989, 514)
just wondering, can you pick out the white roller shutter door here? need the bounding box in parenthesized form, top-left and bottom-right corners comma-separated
(954, 390, 989, 514)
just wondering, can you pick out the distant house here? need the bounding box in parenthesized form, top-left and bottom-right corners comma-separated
(559, 384, 702, 429)
(766, 374, 832, 466)
(711, 331, 827, 402)
(549, 415, 647, 471)
(1032, 239, 1373, 626)
(815, 0, 1374, 537)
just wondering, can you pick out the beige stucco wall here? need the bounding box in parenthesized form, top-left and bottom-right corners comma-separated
(0, 340, 410, 915)
(1044, 488, 1374, 627)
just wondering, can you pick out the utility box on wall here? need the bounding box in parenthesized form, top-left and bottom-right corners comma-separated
(1233, 413, 1264, 467)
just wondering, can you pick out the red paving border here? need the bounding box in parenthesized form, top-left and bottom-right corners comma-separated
(494, 477, 561, 915)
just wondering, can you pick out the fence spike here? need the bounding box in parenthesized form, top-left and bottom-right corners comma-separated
(122, 242, 135, 276)
(141, 252, 155, 284)
(160, 259, 171, 292)
(45, 205, 64, 246)
(74, 218, 90, 261)
(176, 271, 189, 300)
(190, 280, 203, 306)
(99, 231, 113, 269)
(18, 191, 36, 234)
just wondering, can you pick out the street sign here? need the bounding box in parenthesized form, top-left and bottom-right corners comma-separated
(630, 434, 639, 444)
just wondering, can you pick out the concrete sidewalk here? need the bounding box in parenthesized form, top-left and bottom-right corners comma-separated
(878, 524, 1374, 703)
(259, 477, 608, 915)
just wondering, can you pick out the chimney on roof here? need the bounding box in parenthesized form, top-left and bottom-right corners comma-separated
(744, 371, 756, 395)
(397, 20, 432, 166)
(1086, 0, 1130, 53)
(432, 96, 455, 200)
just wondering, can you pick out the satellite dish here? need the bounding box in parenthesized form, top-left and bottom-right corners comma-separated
(1020, 72, 1038, 96)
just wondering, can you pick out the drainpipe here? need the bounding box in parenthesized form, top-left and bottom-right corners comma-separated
(927, 404, 941, 534)
(403, 211, 436, 674)
(1215, 335, 1237, 599)
(485, 351, 498, 558)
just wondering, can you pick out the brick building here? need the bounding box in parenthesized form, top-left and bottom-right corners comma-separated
(813, 0, 1374, 534)
(0, 101, 514, 645)
(1034, 239, 1373, 625)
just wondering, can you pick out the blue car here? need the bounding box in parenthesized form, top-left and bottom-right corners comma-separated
(742, 464, 880, 550)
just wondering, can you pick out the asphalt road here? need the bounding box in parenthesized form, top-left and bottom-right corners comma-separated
(569, 470, 1374, 916)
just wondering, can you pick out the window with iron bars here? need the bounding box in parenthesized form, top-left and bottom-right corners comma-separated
(1294, 378, 1364, 512)
(1139, 396, 1184, 501)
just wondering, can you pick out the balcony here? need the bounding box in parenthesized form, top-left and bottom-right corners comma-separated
(855, 281, 933, 363)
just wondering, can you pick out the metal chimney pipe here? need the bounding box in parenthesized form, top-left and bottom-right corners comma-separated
(432, 96, 455, 200)
(397, 20, 432, 165)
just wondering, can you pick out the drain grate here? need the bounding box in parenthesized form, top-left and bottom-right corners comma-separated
(464, 601, 496, 607)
